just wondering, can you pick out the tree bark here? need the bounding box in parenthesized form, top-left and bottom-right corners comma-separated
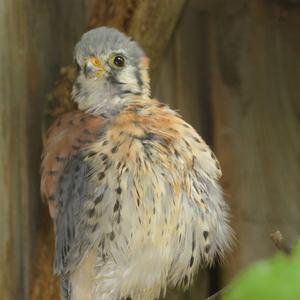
(209, 0, 300, 283)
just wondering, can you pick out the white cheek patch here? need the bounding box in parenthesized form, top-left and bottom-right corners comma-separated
(117, 64, 141, 93)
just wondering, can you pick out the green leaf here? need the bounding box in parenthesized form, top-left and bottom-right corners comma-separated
(224, 241, 300, 300)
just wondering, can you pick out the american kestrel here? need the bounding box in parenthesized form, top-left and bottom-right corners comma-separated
(41, 27, 232, 300)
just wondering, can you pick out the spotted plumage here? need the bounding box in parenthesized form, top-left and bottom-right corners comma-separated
(41, 27, 232, 300)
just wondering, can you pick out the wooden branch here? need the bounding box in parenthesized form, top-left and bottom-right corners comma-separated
(205, 287, 226, 300)
(210, 0, 300, 281)
(270, 231, 292, 255)
(29, 207, 59, 300)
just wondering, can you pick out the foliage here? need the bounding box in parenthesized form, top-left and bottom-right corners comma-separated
(224, 241, 300, 300)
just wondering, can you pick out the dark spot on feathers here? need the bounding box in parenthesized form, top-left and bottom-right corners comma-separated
(143, 132, 156, 141)
(77, 138, 93, 144)
(92, 223, 98, 233)
(48, 194, 55, 201)
(88, 151, 97, 158)
(190, 256, 194, 267)
(104, 163, 112, 172)
(102, 154, 108, 161)
(109, 231, 115, 240)
(72, 145, 80, 150)
(102, 140, 108, 146)
(113, 200, 120, 212)
(83, 129, 92, 135)
(74, 165, 80, 172)
(205, 244, 211, 253)
(56, 156, 66, 162)
(122, 90, 142, 96)
(48, 170, 59, 176)
(111, 146, 118, 153)
(192, 155, 196, 168)
(67, 226, 72, 240)
(192, 231, 196, 251)
(116, 187, 122, 194)
(95, 194, 104, 205)
(137, 197, 140, 206)
(117, 211, 121, 224)
(80, 117, 85, 122)
(203, 231, 209, 240)
(193, 137, 201, 143)
(184, 140, 192, 150)
(88, 207, 95, 218)
(184, 275, 188, 286)
(98, 172, 105, 180)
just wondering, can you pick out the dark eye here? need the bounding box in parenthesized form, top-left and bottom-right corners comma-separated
(113, 55, 125, 67)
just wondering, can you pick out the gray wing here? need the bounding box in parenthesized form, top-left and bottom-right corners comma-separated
(54, 154, 90, 274)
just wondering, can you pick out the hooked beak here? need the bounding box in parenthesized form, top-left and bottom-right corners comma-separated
(84, 57, 106, 79)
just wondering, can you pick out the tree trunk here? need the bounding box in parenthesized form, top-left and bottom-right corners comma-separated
(208, 0, 300, 283)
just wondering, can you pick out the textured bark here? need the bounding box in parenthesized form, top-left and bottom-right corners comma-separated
(208, 0, 300, 283)
(0, 1, 91, 299)
(29, 208, 60, 300)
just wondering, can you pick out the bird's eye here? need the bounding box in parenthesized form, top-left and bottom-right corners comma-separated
(113, 55, 125, 67)
(108, 54, 126, 68)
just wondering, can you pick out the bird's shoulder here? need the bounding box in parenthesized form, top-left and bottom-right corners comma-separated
(41, 111, 105, 217)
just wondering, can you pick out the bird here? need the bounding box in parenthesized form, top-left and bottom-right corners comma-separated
(41, 27, 232, 300)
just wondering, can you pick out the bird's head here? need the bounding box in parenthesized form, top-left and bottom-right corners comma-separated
(72, 27, 150, 115)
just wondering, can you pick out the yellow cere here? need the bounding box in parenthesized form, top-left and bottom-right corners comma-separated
(90, 57, 102, 67)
